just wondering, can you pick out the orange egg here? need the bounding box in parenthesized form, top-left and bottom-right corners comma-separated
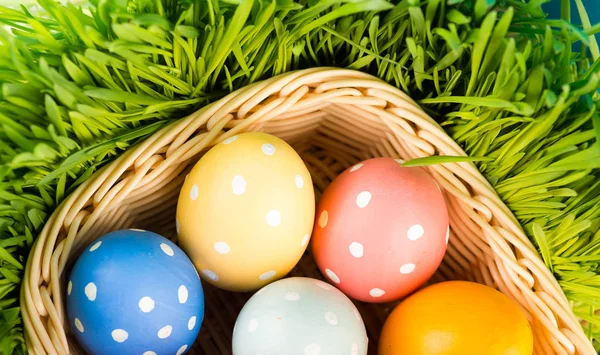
(379, 281, 533, 355)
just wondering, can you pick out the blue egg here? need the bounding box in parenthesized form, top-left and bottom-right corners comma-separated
(66, 229, 204, 355)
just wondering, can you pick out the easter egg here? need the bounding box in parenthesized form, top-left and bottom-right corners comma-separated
(311, 157, 448, 303)
(232, 277, 368, 355)
(66, 229, 204, 355)
(176, 132, 315, 292)
(379, 281, 534, 355)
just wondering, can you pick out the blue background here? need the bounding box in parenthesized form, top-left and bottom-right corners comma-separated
(543, 0, 599, 46)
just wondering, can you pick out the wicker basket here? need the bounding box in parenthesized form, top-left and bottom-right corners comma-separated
(20, 68, 595, 355)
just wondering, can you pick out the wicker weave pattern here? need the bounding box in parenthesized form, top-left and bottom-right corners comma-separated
(21, 68, 594, 355)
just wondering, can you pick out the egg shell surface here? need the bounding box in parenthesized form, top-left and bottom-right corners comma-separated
(66, 229, 204, 355)
(379, 281, 534, 355)
(232, 277, 368, 355)
(312, 157, 449, 303)
(177, 132, 315, 292)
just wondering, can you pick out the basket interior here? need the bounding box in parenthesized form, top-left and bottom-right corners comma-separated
(64, 103, 463, 355)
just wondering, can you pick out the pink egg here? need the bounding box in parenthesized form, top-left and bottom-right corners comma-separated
(311, 157, 449, 303)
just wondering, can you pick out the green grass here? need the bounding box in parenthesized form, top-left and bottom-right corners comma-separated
(0, 0, 598, 353)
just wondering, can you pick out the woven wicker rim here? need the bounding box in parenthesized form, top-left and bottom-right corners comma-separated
(20, 67, 594, 355)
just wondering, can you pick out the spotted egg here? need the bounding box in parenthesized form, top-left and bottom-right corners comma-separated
(311, 157, 449, 303)
(176, 132, 315, 292)
(232, 277, 368, 355)
(66, 229, 204, 355)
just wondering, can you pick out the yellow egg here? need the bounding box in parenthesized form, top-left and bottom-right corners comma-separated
(176, 132, 315, 292)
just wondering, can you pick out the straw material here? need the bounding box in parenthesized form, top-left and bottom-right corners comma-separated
(20, 68, 595, 355)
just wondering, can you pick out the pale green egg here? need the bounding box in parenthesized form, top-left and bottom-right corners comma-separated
(232, 277, 368, 355)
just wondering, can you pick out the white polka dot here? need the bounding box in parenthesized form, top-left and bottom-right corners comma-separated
(214, 242, 231, 254)
(160, 243, 174, 256)
(356, 191, 372, 208)
(285, 292, 300, 301)
(350, 163, 363, 172)
(202, 269, 219, 281)
(67, 281, 72, 295)
(349, 242, 364, 258)
(176, 218, 180, 234)
(248, 318, 258, 332)
(315, 280, 333, 290)
(223, 135, 238, 144)
(395, 159, 405, 164)
(325, 269, 340, 284)
(301, 234, 310, 247)
(84, 282, 97, 301)
(400, 263, 416, 274)
(351, 343, 359, 355)
(325, 311, 338, 325)
(295, 175, 304, 188)
(304, 343, 321, 355)
(190, 184, 199, 200)
(370, 288, 385, 297)
(111, 329, 128, 342)
(353, 308, 361, 321)
(130, 228, 145, 232)
(319, 210, 328, 228)
(259, 270, 276, 281)
(266, 210, 281, 226)
(138, 297, 154, 313)
(176, 345, 188, 355)
(232, 175, 247, 195)
(89, 241, 102, 252)
(74, 318, 84, 333)
(157, 325, 172, 339)
(178, 285, 189, 304)
(188, 316, 197, 330)
(446, 226, 450, 244)
(262, 143, 276, 155)
(256, 287, 265, 296)
(407, 224, 424, 241)
(143, 352, 157, 355)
